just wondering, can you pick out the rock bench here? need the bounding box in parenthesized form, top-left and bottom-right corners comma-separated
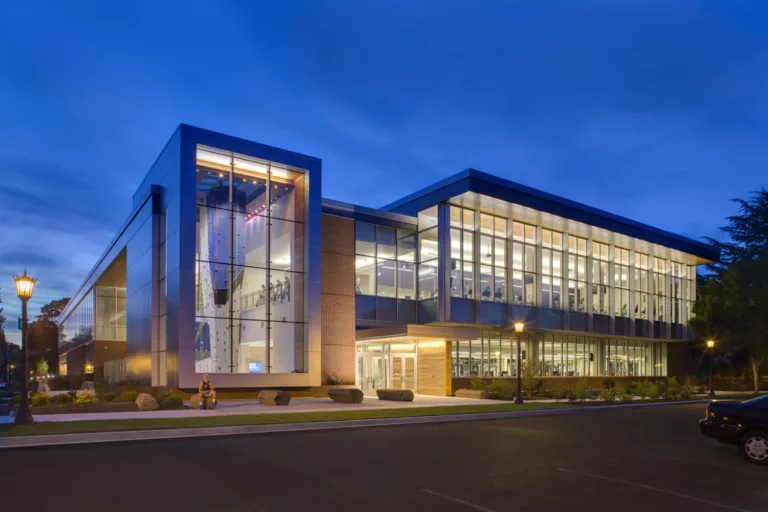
(454, 389, 489, 399)
(328, 388, 364, 404)
(190, 393, 214, 410)
(258, 390, 291, 406)
(376, 389, 414, 402)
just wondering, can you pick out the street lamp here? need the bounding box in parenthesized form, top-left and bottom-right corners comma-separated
(706, 339, 716, 398)
(13, 269, 36, 425)
(514, 321, 525, 404)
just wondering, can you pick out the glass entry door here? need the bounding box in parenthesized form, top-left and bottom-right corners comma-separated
(358, 353, 387, 392)
(390, 354, 416, 390)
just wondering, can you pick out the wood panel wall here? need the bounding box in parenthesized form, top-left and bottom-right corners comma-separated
(320, 214, 357, 384)
(417, 341, 450, 396)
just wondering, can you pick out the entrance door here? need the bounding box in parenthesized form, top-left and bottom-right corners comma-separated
(358, 354, 387, 392)
(390, 355, 416, 390)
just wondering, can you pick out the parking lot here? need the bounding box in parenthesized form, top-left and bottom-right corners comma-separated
(3, 403, 767, 512)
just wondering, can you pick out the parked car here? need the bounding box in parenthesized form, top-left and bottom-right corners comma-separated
(700, 395, 768, 465)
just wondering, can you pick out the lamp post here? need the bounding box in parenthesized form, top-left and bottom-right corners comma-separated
(514, 321, 525, 404)
(13, 269, 36, 425)
(706, 339, 716, 398)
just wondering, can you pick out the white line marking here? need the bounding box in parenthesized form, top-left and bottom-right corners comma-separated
(557, 467, 755, 512)
(644, 452, 768, 477)
(422, 489, 499, 512)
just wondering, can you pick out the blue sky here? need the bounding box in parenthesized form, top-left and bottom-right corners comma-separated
(1, 1, 767, 344)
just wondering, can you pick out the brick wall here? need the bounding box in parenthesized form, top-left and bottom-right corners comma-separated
(321, 214, 356, 384)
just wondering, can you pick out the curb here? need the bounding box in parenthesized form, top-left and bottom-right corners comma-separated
(0, 399, 706, 450)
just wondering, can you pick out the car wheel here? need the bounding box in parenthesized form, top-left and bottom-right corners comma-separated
(740, 431, 768, 465)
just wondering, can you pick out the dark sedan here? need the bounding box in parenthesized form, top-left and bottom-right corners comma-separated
(700, 394, 768, 465)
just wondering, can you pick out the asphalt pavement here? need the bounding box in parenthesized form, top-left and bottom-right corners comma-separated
(3, 403, 767, 512)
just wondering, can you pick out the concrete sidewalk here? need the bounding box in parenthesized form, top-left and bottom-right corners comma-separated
(0, 400, 706, 449)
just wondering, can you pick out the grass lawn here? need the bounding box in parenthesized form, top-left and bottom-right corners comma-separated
(0, 402, 577, 437)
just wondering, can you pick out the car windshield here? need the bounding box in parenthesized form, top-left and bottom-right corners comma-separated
(743, 394, 768, 405)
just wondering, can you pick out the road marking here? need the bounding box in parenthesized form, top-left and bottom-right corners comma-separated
(557, 467, 755, 512)
(644, 452, 768, 477)
(422, 489, 499, 512)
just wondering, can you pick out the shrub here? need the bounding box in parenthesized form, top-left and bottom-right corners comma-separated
(51, 393, 74, 405)
(470, 377, 486, 391)
(550, 387, 567, 402)
(11, 395, 21, 406)
(665, 377, 682, 400)
(680, 377, 696, 400)
(76, 390, 97, 404)
(598, 388, 617, 403)
(31, 393, 50, 407)
(159, 395, 184, 410)
(618, 389, 633, 403)
(630, 380, 648, 399)
(521, 361, 538, 397)
(573, 378, 592, 402)
(648, 382, 660, 401)
(121, 390, 139, 402)
(486, 379, 517, 400)
(602, 377, 616, 390)
(103, 391, 117, 402)
(67, 390, 78, 399)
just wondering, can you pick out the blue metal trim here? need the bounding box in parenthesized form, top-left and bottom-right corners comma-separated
(382, 169, 719, 262)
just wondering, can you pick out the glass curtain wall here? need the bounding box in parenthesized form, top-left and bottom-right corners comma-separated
(354, 223, 416, 299)
(541, 229, 563, 309)
(59, 290, 95, 354)
(613, 248, 630, 318)
(670, 262, 683, 325)
(511, 222, 536, 305)
(418, 206, 439, 299)
(94, 286, 127, 341)
(592, 242, 610, 315)
(449, 206, 475, 298)
(194, 145, 307, 375)
(653, 257, 667, 322)
(567, 236, 588, 312)
(479, 212, 507, 302)
(634, 253, 650, 319)
(452, 334, 668, 378)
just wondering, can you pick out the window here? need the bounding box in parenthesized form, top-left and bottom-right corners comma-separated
(418, 208, 439, 299)
(449, 206, 477, 299)
(541, 229, 563, 309)
(356, 222, 418, 300)
(670, 262, 683, 324)
(634, 253, 650, 319)
(194, 145, 307, 374)
(567, 235, 587, 312)
(592, 242, 610, 315)
(653, 257, 666, 322)
(614, 248, 630, 317)
(511, 221, 536, 305)
(479, 212, 507, 302)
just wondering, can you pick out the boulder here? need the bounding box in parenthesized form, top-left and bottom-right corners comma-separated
(135, 393, 159, 411)
(376, 389, 414, 402)
(258, 390, 291, 406)
(455, 389, 489, 399)
(328, 388, 364, 404)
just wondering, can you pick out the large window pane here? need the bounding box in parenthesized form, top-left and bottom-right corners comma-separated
(397, 230, 416, 262)
(418, 206, 438, 231)
(377, 226, 397, 260)
(356, 222, 376, 257)
(397, 261, 416, 299)
(419, 260, 439, 299)
(419, 227, 438, 262)
(376, 259, 396, 297)
(480, 266, 493, 300)
(355, 256, 375, 295)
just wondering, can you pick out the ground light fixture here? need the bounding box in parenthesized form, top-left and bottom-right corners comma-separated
(706, 339, 716, 398)
(13, 269, 36, 424)
(514, 322, 525, 404)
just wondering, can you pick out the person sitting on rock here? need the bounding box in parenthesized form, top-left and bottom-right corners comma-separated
(198, 374, 217, 410)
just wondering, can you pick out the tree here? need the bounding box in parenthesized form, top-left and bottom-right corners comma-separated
(36, 358, 49, 377)
(693, 190, 768, 393)
(27, 298, 69, 378)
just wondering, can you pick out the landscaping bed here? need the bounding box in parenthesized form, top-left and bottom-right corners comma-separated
(31, 402, 140, 415)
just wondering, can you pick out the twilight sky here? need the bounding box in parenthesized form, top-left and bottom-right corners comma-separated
(1, 1, 767, 344)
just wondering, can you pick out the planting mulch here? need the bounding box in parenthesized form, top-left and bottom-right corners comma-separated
(31, 402, 139, 415)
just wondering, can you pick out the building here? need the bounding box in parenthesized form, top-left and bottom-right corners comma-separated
(57, 125, 719, 394)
